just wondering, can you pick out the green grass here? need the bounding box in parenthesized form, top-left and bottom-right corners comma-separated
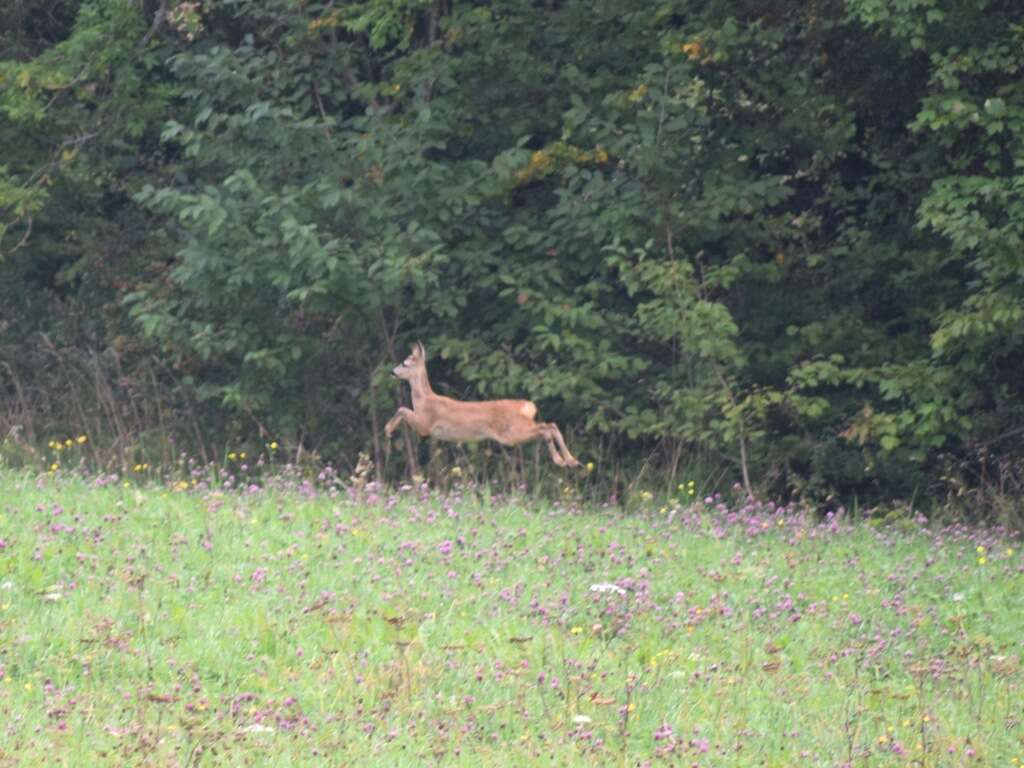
(0, 471, 1021, 766)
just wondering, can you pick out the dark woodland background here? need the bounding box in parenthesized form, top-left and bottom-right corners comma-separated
(2, 0, 1023, 520)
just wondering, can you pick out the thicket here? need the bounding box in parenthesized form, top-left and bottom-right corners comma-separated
(2, 1, 1023, 518)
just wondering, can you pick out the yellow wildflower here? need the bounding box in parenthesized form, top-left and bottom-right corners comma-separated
(681, 40, 703, 60)
(628, 83, 648, 102)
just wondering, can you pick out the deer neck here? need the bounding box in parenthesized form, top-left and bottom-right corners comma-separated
(407, 370, 435, 409)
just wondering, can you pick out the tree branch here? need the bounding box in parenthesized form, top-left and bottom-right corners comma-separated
(140, 0, 169, 48)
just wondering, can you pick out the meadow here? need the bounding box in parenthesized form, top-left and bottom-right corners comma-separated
(0, 466, 1021, 766)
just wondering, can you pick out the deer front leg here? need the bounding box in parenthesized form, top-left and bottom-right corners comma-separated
(385, 407, 431, 439)
(384, 408, 407, 438)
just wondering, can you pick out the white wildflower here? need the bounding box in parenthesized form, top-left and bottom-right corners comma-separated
(589, 583, 626, 596)
(240, 724, 275, 734)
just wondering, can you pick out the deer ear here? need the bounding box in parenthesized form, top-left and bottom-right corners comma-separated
(416, 341, 427, 359)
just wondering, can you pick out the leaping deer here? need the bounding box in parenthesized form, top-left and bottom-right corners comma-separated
(385, 342, 581, 468)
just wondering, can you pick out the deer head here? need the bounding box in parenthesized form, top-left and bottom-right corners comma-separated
(392, 342, 427, 381)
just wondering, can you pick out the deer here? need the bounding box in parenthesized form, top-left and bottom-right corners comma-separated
(385, 342, 582, 468)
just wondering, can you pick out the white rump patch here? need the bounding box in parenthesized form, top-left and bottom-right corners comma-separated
(520, 401, 537, 419)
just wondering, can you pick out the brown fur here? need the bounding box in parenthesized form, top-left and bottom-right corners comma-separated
(385, 343, 580, 468)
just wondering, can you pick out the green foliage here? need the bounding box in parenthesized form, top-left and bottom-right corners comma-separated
(2, 0, 1024, 508)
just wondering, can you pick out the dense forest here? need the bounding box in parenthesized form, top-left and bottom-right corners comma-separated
(2, 0, 1022, 516)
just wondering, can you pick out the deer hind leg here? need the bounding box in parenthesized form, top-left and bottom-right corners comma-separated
(521, 422, 573, 467)
(540, 430, 568, 466)
(541, 422, 580, 468)
(499, 421, 567, 466)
